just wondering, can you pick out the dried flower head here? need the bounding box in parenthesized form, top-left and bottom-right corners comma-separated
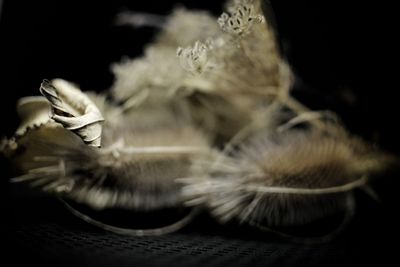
(218, 2, 264, 37)
(110, 0, 293, 145)
(177, 41, 212, 75)
(1, 0, 393, 238)
(181, 122, 390, 230)
(5, 80, 210, 215)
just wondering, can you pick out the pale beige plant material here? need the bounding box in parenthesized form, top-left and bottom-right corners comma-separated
(175, 0, 292, 98)
(40, 79, 105, 147)
(0, 0, 393, 238)
(111, 0, 293, 143)
(3, 79, 210, 213)
(181, 117, 393, 237)
(15, 96, 52, 137)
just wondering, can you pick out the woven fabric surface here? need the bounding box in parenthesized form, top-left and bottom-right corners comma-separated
(1, 183, 398, 267)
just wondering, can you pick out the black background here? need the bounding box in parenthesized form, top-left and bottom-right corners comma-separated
(0, 1, 399, 266)
(0, 0, 398, 150)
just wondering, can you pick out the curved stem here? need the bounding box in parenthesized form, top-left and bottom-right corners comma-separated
(100, 146, 208, 155)
(60, 198, 200, 236)
(247, 176, 368, 195)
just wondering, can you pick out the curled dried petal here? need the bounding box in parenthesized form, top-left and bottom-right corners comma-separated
(40, 79, 104, 147)
(15, 96, 52, 137)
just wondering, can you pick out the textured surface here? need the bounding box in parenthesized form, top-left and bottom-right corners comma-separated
(1, 182, 398, 267)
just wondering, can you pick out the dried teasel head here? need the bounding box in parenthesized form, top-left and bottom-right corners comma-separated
(2, 80, 211, 235)
(3, 0, 391, 240)
(181, 123, 391, 231)
(5, 79, 210, 209)
(8, 123, 209, 211)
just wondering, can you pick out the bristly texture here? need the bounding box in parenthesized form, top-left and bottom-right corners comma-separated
(181, 125, 390, 227)
(1, 0, 394, 238)
(4, 79, 210, 211)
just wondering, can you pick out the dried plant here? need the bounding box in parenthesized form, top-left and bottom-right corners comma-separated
(181, 124, 388, 225)
(1, 0, 393, 239)
(112, 0, 292, 142)
(2, 77, 210, 235)
(40, 79, 105, 147)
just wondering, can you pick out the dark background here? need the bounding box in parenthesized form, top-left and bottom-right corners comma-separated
(0, 0, 398, 148)
(0, 0, 399, 266)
